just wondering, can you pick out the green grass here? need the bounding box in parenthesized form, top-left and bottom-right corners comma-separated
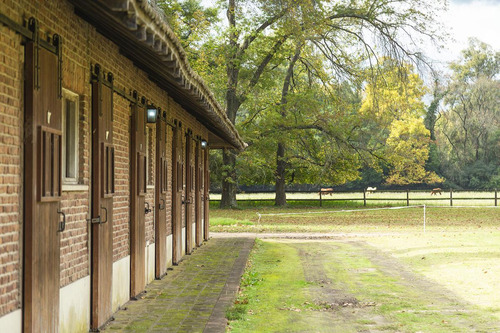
(363, 231, 500, 313)
(210, 205, 499, 233)
(227, 238, 500, 332)
(227, 240, 326, 332)
(219, 203, 500, 332)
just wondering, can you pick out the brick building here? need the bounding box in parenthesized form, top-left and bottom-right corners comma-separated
(0, 0, 245, 331)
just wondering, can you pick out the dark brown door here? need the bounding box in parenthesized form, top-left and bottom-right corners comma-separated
(130, 103, 147, 297)
(203, 147, 210, 241)
(172, 124, 183, 264)
(24, 41, 63, 333)
(195, 141, 203, 247)
(155, 111, 168, 278)
(185, 134, 194, 254)
(91, 73, 114, 330)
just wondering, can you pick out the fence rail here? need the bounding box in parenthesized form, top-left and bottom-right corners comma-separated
(210, 189, 498, 207)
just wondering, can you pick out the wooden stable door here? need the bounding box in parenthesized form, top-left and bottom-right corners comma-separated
(24, 40, 63, 333)
(130, 104, 147, 297)
(172, 125, 183, 264)
(203, 147, 210, 241)
(155, 112, 168, 278)
(91, 76, 115, 330)
(195, 141, 203, 247)
(185, 135, 194, 254)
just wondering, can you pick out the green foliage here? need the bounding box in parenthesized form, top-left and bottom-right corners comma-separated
(157, 0, 219, 48)
(436, 39, 500, 189)
(158, 0, 465, 194)
(360, 60, 442, 185)
(385, 117, 442, 185)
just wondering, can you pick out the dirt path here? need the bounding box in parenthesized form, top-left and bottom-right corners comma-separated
(297, 239, 498, 332)
(295, 243, 393, 332)
(214, 233, 500, 332)
(348, 241, 500, 331)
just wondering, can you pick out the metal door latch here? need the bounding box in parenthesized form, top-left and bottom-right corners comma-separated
(87, 206, 108, 224)
(88, 217, 101, 224)
(158, 198, 165, 210)
(145, 202, 152, 214)
(57, 209, 66, 232)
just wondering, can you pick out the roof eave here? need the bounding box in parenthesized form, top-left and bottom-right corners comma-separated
(69, 0, 246, 151)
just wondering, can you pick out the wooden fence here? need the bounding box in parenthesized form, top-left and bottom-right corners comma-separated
(210, 189, 498, 207)
(317, 189, 498, 207)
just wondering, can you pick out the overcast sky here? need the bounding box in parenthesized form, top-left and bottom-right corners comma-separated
(437, 0, 500, 63)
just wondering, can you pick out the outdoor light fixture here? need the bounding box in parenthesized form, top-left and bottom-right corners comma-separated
(146, 105, 157, 123)
(201, 140, 208, 149)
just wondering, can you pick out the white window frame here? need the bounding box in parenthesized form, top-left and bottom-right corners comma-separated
(62, 89, 80, 185)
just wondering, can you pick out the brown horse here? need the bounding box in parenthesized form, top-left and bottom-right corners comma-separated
(430, 188, 442, 195)
(319, 188, 334, 196)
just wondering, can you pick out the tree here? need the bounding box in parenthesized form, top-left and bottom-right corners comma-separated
(436, 39, 500, 188)
(225, 0, 446, 206)
(385, 117, 442, 185)
(238, 51, 368, 205)
(159, 0, 447, 206)
(360, 59, 442, 185)
(158, 0, 219, 53)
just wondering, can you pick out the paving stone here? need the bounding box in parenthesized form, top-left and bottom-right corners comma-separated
(101, 237, 254, 332)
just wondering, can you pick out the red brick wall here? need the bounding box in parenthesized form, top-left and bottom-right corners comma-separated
(112, 95, 131, 262)
(0, 24, 23, 317)
(0, 0, 210, 318)
(146, 126, 156, 244)
(59, 191, 89, 286)
(166, 123, 173, 236)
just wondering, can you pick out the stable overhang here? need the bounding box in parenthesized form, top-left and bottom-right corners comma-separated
(68, 0, 246, 151)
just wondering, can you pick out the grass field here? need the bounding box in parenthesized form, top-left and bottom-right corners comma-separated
(212, 204, 500, 332)
(211, 205, 499, 233)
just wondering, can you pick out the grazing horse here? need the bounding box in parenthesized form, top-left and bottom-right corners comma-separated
(430, 188, 442, 195)
(366, 186, 377, 194)
(319, 188, 334, 196)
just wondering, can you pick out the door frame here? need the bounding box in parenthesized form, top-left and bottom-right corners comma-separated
(184, 131, 194, 254)
(195, 139, 203, 247)
(90, 65, 115, 330)
(155, 109, 168, 278)
(130, 99, 148, 298)
(23, 31, 64, 333)
(203, 145, 210, 241)
(172, 121, 183, 264)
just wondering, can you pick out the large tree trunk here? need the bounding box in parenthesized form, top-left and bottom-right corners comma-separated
(275, 142, 287, 206)
(274, 44, 302, 207)
(220, 0, 289, 208)
(220, 0, 240, 209)
(221, 149, 238, 208)
(220, 82, 240, 208)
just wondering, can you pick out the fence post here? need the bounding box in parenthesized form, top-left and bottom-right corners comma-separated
(450, 188, 453, 207)
(363, 189, 366, 207)
(495, 189, 498, 207)
(319, 190, 322, 207)
(406, 189, 410, 206)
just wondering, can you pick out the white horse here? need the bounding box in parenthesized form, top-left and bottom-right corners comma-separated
(366, 187, 377, 194)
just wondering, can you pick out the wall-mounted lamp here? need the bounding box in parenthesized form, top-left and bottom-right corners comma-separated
(146, 105, 157, 123)
(201, 140, 208, 149)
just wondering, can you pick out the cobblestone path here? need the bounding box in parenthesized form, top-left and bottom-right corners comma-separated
(102, 237, 254, 333)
